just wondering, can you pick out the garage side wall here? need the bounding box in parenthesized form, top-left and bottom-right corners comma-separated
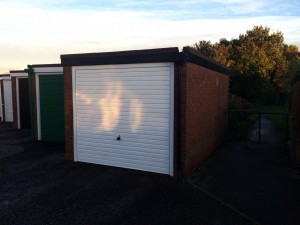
(12, 77, 18, 128)
(64, 66, 74, 160)
(180, 62, 229, 175)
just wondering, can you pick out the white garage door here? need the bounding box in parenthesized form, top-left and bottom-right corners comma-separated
(74, 63, 174, 175)
(3, 80, 13, 122)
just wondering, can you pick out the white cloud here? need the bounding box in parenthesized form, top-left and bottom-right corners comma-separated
(0, 1, 299, 73)
(212, 0, 267, 13)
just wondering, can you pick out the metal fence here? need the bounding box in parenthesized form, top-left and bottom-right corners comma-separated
(225, 110, 290, 148)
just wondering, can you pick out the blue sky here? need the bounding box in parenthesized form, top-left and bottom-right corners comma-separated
(0, 0, 299, 73)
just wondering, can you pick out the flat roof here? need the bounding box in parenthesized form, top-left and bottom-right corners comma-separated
(10, 70, 25, 73)
(61, 47, 230, 75)
(28, 63, 61, 68)
(0, 74, 11, 80)
(10, 70, 28, 77)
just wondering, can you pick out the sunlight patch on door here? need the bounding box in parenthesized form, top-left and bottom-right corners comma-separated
(98, 81, 122, 131)
(129, 98, 142, 132)
(76, 76, 144, 133)
(76, 92, 92, 104)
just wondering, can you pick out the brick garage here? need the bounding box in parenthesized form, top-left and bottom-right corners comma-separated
(0, 74, 13, 122)
(10, 70, 31, 129)
(61, 47, 229, 176)
(0, 74, 6, 121)
(27, 64, 65, 142)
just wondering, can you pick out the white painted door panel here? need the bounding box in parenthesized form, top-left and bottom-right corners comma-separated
(74, 63, 173, 175)
(3, 80, 13, 122)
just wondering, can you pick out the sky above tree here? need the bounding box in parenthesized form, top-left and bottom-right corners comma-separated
(0, 0, 299, 73)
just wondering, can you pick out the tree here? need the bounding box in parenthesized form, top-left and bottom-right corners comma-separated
(194, 39, 233, 67)
(193, 25, 292, 101)
(284, 44, 299, 61)
(284, 57, 300, 92)
(232, 26, 285, 79)
(211, 43, 234, 67)
(194, 40, 213, 58)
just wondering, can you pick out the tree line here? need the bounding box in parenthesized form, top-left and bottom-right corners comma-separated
(192, 25, 300, 104)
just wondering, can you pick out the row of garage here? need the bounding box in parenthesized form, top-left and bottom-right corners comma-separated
(1, 47, 230, 176)
(1, 67, 64, 142)
(0, 75, 13, 123)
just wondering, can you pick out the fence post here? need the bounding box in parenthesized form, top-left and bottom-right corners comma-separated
(258, 112, 262, 144)
(245, 111, 248, 149)
(285, 113, 290, 149)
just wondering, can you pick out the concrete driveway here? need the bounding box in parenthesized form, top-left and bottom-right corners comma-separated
(191, 118, 300, 225)
(0, 123, 252, 225)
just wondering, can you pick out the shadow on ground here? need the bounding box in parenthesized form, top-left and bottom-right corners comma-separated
(1, 119, 299, 225)
(190, 118, 300, 225)
(0, 123, 252, 225)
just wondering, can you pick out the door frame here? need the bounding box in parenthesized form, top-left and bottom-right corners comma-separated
(16, 77, 29, 129)
(2, 77, 13, 122)
(72, 63, 175, 175)
(34, 67, 63, 140)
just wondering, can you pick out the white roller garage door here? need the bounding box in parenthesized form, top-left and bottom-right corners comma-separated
(3, 80, 13, 122)
(73, 63, 174, 175)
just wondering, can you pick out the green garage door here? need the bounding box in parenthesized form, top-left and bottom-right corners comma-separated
(39, 75, 64, 142)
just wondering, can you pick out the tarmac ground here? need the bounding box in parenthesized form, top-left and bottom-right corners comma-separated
(1, 119, 299, 225)
(190, 117, 300, 225)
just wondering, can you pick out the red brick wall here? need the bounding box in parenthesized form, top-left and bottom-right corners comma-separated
(180, 62, 229, 175)
(11, 77, 18, 128)
(64, 66, 74, 161)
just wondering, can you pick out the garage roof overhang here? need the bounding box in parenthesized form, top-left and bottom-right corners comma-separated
(29, 63, 62, 68)
(10, 70, 28, 77)
(0, 74, 11, 80)
(26, 64, 63, 74)
(61, 47, 230, 75)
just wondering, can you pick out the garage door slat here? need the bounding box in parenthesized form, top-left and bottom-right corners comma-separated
(77, 136, 169, 148)
(77, 145, 169, 159)
(78, 156, 169, 174)
(78, 153, 168, 169)
(77, 128, 169, 138)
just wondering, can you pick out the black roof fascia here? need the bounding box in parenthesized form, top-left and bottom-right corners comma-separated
(60, 47, 230, 75)
(182, 47, 230, 75)
(10, 70, 27, 73)
(29, 63, 62, 68)
(184, 52, 230, 75)
(62, 53, 184, 66)
(61, 47, 181, 66)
